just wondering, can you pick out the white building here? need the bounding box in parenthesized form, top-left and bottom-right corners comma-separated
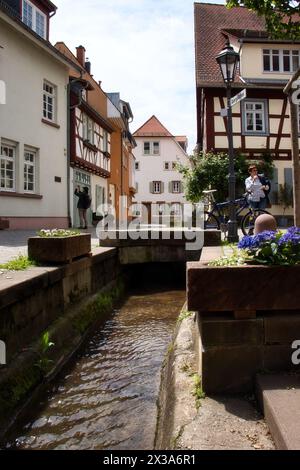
(133, 116, 190, 224)
(0, 0, 77, 229)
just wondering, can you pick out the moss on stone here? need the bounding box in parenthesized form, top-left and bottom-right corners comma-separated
(0, 364, 42, 419)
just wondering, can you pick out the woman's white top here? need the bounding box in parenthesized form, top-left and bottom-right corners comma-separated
(245, 176, 265, 202)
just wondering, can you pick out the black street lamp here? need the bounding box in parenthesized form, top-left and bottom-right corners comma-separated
(216, 41, 240, 243)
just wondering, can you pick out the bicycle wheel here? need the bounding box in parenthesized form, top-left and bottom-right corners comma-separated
(204, 211, 220, 230)
(241, 209, 270, 236)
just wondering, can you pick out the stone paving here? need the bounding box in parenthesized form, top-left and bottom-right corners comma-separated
(0, 229, 100, 264)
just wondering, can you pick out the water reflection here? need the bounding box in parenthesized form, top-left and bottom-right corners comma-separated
(6, 290, 185, 450)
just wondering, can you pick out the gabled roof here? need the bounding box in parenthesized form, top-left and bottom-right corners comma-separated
(133, 115, 173, 137)
(194, 3, 266, 87)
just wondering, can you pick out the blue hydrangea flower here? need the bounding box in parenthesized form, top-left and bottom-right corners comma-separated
(279, 229, 300, 246)
(238, 231, 277, 250)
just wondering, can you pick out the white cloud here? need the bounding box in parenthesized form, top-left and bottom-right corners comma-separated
(51, 0, 225, 152)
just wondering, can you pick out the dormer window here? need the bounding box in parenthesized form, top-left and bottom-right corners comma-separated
(263, 49, 300, 73)
(22, 0, 47, 39)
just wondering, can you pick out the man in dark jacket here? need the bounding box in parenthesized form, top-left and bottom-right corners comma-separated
(74, 186, 91, 229)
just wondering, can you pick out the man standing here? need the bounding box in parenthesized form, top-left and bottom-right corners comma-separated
(74, 186, 91, 229)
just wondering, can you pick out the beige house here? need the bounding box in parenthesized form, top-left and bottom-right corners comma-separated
(195, 3, 300, 217)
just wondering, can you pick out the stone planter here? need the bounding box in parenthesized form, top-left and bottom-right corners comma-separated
(187, 247, 300, 394)
(188, 262, 300, 318)
(28, 234, 91, 264)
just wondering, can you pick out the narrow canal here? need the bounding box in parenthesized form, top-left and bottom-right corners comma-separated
(5, 284, 186, 450)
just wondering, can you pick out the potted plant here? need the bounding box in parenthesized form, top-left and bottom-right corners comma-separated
(28, 229, 91, 264)
(278, 183, 293, 227)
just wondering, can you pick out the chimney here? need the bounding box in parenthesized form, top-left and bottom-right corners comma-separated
(85, 60, 91, 75)
(76, 45, 86, 67)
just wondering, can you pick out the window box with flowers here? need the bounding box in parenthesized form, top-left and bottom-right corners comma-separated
(28, 229, 91, 264)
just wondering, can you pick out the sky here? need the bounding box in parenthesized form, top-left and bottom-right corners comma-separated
(51, 0, 225, 153)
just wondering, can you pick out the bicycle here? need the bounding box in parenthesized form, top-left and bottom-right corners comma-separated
(202, 190, 270, 236)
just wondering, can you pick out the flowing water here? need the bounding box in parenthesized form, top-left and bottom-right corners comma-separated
(5, 288, 186, 450)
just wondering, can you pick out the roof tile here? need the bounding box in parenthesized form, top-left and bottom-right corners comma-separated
(194, 3, 266, 86)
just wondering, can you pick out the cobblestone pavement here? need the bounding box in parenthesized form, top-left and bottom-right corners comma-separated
(0, 229, 99, 264)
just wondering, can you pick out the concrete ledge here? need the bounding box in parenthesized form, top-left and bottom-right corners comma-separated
(155, 307, 197, 450)
(100, 229, 221, 248)
(256, 374, 300, 449)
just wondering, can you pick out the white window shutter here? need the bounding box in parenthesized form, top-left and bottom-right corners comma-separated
(161, 182, 164, 194)
(150, 182, 153, 193)
(169, 181, 173, 193)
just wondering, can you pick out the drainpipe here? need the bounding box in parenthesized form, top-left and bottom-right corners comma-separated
(67, 82, 72, 227)
(67, 77, 87, 228)
(121, 131, 123, 197)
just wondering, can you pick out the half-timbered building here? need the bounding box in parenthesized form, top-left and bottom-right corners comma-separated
(195, 3, 300, 217)
(55, 43, 136, 227)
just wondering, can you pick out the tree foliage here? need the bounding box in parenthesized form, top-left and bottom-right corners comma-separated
(178, 152, 274, 203)
(227, 1, 300, 39)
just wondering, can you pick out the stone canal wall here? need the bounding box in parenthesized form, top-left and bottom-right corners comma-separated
(0, 248, 119, 363)
(0, 247, 122, 436)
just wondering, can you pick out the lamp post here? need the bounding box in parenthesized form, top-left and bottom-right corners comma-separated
(216, 42, 240, 243)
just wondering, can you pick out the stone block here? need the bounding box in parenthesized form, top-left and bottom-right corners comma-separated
(264, 312, 300, 345)
(187, 263, 300, 313)
(263, 345, 300, 372)
(199, 315, 264, 347)
(201, 345, 263, 394)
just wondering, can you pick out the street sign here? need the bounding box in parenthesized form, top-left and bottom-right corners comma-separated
(230, 89, 246, 108)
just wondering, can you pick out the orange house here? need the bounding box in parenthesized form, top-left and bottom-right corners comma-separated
(55, 43, 136, 225)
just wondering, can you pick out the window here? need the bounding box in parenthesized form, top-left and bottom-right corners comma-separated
(172, 162, 177, 170)
(143, 142, 160, 155)
(23, 0, 46, 38)
(36, 11, 45, 38)
(164, 162, 170, 170)
(171, 203, 182, 215)
(24, 149, 36, 193)
(144, 142, 150, 155)
(242, 100, 268, 134)
(153, 181, 162, 194)
(0, 143, 15, 191)
(23, 0, 33, 29)
(153, 142, 160, 155)
(263, 49, 300, 73)
(82, 115, 95, 144)
(88, 119, 94, 145)
(43, 81, 56, 122)
(82, 115, 88, 140)
(172, 181, 181, 193)
(103, 131, 109, 152)
(135, 161, 140, 171)
(132, 204, 141, 216)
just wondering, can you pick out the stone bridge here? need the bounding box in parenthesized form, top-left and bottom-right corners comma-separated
(99, 228, 221, 264)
